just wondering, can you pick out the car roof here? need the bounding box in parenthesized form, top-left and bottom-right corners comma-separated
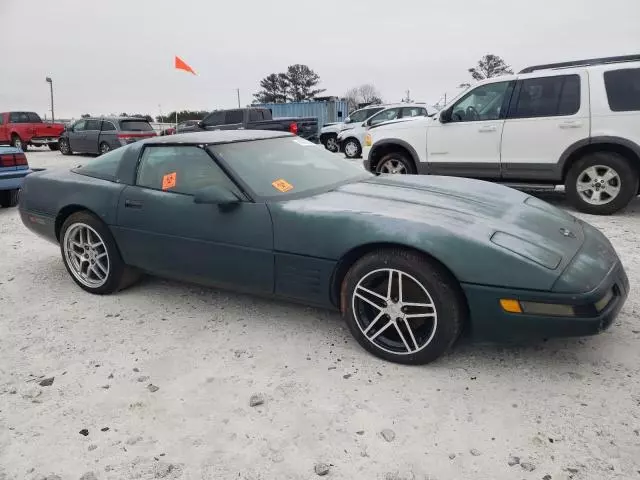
(143, 130, 293, 145)
(80, 116, 148, 122)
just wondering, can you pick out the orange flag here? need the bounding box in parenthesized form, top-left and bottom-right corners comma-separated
(175, 56, 197, 75)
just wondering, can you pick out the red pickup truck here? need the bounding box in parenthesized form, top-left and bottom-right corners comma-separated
(0, 111, 66, 151)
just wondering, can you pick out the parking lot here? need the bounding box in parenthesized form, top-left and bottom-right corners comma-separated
(1, 149, 640, 480)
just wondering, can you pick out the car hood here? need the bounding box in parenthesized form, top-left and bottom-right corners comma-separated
(270, 174, 595, 291)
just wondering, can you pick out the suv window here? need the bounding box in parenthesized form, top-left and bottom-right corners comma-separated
(101, 121, 116, 131)
(225, 110, 243, 125)
(349, 107, 383, 123)
(137, 146, 240, 196)
(401, 107, 427, 118)
(508, 75, 580, 119)
(604, 68, 640, 112)
(85, 119, 101, 130)
(451, 81, 512, 122)
(72, 120, 86, 132)
(119, 120, 153, 132)
(369, 108, 401, 126)
(202, 111, 225, 127)
(74, 147, 124, 181)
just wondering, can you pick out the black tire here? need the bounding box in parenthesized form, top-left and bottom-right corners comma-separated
(0, 189, 19, 208)
(343, 138, 362, 159)
(340, 249, 465, 365)
(59, 211, 139, 294)
(565, 152, 638, 215)
(59, 138, 72, 155)
(49, 143, 59, 151)
(322, 134, 339, 153)
(375, 151, 416, 175)
(11, 134, 26, 151)
(99, 142, 111, 155)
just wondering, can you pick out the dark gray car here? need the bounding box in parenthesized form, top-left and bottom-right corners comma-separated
(58, 117, 156, 156)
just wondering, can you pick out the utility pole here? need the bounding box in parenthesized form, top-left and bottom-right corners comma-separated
(236, 89, 241, 108)
(444, 93, 447, 105)
(45, 77, 54, 122)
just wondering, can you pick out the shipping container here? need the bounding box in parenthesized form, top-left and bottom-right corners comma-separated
(253, 100, 349, 135)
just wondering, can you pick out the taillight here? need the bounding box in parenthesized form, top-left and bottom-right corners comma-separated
(14, 153, 27, 166)
(0, 154, 16, 167)
(289, 122, 298, 135)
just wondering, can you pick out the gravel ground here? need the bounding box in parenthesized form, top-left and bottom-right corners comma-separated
(1, 149, 639, 480)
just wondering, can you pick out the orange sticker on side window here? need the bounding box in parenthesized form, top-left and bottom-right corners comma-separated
(272, 178, 293, 193)
(162, 172, 177, 190)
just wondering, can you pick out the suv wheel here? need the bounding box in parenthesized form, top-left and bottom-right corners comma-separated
(343, 138, 362, 158)
(323, 134, 339, 153)
(565, 152, 638, 215)
(376, 152, 416, 174)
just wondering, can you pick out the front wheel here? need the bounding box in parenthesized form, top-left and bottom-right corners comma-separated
(59, 138, 72, 155)
(322, 134, 339, 153)
(565, 152, 638, 215)
(60, 211, 139, 294)
(376, 152, 416, 174)
(0, 189, 19, 208)
(343, 138, 362, 159)
(341, 249, 465, 365)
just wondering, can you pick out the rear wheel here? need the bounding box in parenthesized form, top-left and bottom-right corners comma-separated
(59, 138, 72, 155)
(376, 151, 416, 174)
(99, 142, 111, 155)
(60, 211, 139, 294)
(343, 138, 362, 159)
(0, 189, 19, 208)
(565, 152, 638, 215)
(11, 134, 25, 151)
(341, 249, 464, 365)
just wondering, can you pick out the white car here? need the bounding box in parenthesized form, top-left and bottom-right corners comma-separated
(363, 54, 640, 215)
(319, 105, 384, 152)
(338, 103, 435, 159)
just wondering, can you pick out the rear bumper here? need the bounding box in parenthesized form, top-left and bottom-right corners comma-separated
(29, 137, 59, 145)
(0, 169, 32, 191)
(19, 208, 58, 244)
(463, 261, 629, 341)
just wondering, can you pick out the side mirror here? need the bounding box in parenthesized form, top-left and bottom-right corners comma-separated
(344, 117, 351, 123)
(439, 107, 453, 124)
(194, 185, 240, 206)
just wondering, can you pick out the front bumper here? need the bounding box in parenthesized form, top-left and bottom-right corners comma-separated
(463, 261, 629, 342)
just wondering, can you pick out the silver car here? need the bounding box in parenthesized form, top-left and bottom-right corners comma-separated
(58, 117, 156, 156)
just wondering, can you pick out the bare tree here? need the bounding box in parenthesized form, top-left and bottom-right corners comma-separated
(468, 54, 513, 81)
(345, 84, 383, 111)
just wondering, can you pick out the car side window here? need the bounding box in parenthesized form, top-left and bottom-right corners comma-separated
(249, 110, 263, 121)
(201, 111, 225, 127)
(225, 110, 243, 125)
(451, 82, 511, 122)
(508, 75, 580, 119)
(137, 146, 241, 197)
(9, 112, 29, 123)
(72, 120, 86, 132)
(604, 68, 640, 112)
(101, 121, 116, 131)
(401, 107, 426, 118)
(85, 119, 101, 131)
(369, 108, 401, 126)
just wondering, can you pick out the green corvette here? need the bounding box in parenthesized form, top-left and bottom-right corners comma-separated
(19, 131, 629, 364)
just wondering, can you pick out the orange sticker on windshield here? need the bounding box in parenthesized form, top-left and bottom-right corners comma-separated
(272, 178, 293, 193)
(162, 172, 177, 190)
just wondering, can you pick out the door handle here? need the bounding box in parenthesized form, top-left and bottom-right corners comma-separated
(478, 125, 497, 132)
(559, 121, 582, 129)
(124, 199, 143, 209)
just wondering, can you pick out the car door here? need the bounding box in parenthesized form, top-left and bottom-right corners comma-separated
(500, 72, 588, 181)
(83, 119, 102, 153)
(114, 145, 274, 293)
(426, 80, 514, 179)
(67, 120, 87, 152)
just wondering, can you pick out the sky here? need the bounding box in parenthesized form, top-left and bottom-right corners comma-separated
(1, 0, 639, 120)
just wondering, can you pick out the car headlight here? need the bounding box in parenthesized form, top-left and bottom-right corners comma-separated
(365, 133, 372, 146)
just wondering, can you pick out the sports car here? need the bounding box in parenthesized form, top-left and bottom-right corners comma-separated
(19, 131, 629, 364)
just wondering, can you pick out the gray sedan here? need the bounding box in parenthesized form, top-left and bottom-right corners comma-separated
(58, 117, 156, 156)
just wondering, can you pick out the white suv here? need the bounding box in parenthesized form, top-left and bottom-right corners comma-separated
(339, 103, 434, 159)
(362, 55, 640, 215)
(319, 105, 384, 153)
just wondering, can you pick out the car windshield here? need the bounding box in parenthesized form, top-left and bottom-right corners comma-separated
(119, 120, 153, 131)
(208, 136, 370, 198)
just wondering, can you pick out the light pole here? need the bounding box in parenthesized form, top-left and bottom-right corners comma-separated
(45, 77, 54, 122)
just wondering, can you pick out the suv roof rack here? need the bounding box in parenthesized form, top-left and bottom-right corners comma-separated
(519, 54, 640, 74)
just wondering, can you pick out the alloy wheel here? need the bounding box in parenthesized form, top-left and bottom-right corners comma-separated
(100, 143, 111, 154)
(326, 137, 339, 152)
(378, 159, 407, 174)
(60, 140, 69, 154)
(13, 137, 22, 150)
(351, 268, 438, 355)
(63, 223, 110, 288)
(576, 165, 621, 205)
(344, 141, 359, 157)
